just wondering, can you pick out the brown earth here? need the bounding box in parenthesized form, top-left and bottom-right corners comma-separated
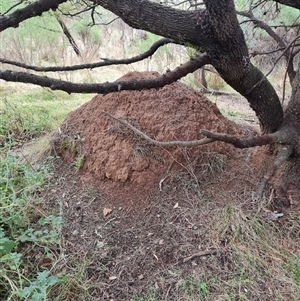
(53, 71, 257, 210)
(44, 71, 300, 300)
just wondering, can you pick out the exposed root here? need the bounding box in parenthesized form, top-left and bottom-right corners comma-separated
(104, 112, 298, 203)
(201, 129, 285, 148)
(257, 145, 294, 200)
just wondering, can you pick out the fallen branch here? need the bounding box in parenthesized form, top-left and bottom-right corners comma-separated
(103, 111, 214, 147)
(183, 249, 219, 263)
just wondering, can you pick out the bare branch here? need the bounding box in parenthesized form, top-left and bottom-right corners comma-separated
(238, 11, 285, 47)
(1, 1, 24, 15)
(103, 111, 214, 147)
(250, 44, 300, 57)
(0, 38, 174, 72)
(56, 15, 81, 57)
(0, 53, 210, 94)
(0, 0, 67, 32)
(183, 249, 219, 263)
(272, 0, 300, 10)
(237, 10, 296, 81)
(246, 34, 300, 94)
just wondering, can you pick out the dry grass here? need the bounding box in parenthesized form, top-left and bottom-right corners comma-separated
(38, 159, 300, 301)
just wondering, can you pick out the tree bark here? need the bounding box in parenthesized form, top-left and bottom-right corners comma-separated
(95, 0, 284, 133)
(0, 0, 67, 31)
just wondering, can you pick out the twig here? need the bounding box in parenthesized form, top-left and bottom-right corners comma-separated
(103, 111, 214, 147)
(246, 34, 300, 94)
(183, 249, 219, 263)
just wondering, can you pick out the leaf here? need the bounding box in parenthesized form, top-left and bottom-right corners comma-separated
(109, 276, 117, 280)
(103, 208, 112, 217)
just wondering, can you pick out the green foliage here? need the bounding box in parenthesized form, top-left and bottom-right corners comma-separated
(184, 277, 210, 298)
(0, 97, 55, 145)
(0, 87, 92, 146)
(73, 18, 102, 45)
(285, 256, 300, 286)
(0, 153, 62, 300)
(74, 154, 85, 171)
(19, 271, 59, 301)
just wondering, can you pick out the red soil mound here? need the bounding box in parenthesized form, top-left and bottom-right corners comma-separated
(54, 71, 244, 201)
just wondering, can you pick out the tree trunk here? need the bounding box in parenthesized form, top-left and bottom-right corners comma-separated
(95, 0, 299, 199)
(96, 0, 283, 133)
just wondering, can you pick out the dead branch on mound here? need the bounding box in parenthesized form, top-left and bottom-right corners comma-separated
(183, 249, 219, 263)
(0, 38, 174, 72)
(103, 111, 214, 147)
(0, 53, 210, 94)
(257, 145, 294, 200)
(105, 111, 297, 200)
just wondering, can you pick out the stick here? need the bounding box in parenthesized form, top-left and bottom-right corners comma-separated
(103, 111, 214, 147)
(183, 249, 219, 263)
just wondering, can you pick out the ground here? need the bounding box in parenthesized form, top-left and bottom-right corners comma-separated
(37, 72, 299, 300)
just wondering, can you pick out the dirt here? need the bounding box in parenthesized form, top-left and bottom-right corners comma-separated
(44, 71, 300, 300)
(53, 71, 256, 210)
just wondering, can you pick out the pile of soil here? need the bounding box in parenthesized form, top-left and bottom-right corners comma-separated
(53, 71, 250, 205)
(45, 71, 300, 300)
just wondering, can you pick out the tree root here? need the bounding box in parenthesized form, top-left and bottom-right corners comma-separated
(201, 129, 287, 148)
(257, 145, 294, 200)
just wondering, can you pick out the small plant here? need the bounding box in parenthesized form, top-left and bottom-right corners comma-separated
(0, 152, 63, 300)
(74, 154, 85, 171)
(18, 270, 59, 301)
(184, 277, 210, 298)
(201, 152, 225, 175)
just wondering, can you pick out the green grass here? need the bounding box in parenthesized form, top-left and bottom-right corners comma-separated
(0, 83, 93, 146)
(0, 152, 61, 300)
(0, 84, 93, 300)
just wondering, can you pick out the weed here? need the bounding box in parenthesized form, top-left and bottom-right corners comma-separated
(74, 154, 85, 171)
(201, 152, 225, 175)
(18, 270, 59, 301)
(184, 277, 210, 298)
(0, 152, 62, 300)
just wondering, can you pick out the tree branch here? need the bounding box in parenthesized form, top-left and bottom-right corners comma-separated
(238, 10, 296, 82)
(272, 0, 300, 9)
(94, 0, 209, 47)
(201, 129, 288, 149)
(0, 0, 67, 32)
(0, 38, 174, 72)
(0, 53, 210, 94)
(56, 15, 81, 57)
(103, 111, 214, 147)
